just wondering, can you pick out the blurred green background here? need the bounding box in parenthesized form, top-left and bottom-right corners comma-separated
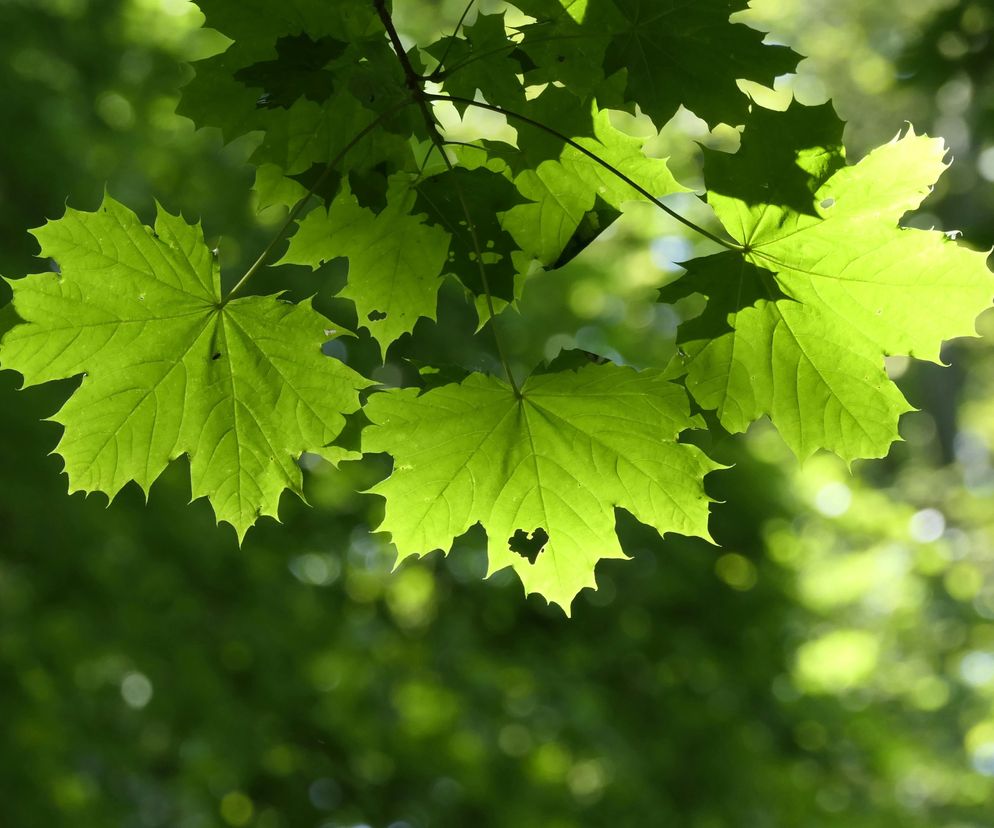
(3, 1, 994, 826)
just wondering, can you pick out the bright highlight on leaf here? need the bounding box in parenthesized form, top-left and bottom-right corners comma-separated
(664, 102, 994, 461)
(362, 364, 720, 612)
(0, 196, 371, 539)
(1, 0, 991, 613)
(502, 104, 689, 268)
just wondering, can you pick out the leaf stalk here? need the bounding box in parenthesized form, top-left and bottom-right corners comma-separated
(426, 93, 740, 251)
(375, 0, 522, 395)
(223, 103, 410, 304)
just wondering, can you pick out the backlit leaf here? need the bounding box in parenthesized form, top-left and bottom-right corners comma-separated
(663, 102, 994, 460)
(0, 196, 371, 539)
(362, 363, 719, 612)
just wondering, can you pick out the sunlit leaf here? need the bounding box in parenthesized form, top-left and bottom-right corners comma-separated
(0, 196, 370, 538)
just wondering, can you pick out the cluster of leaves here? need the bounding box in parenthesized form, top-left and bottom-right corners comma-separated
(1, 0, 991, 612)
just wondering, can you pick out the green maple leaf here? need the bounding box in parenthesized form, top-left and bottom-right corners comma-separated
(485, 85, 600, 174)
(250, 89, 410, 186)
(0, 196, 371, 539)
(413, 166, 523, 301)
(233, 33, 347, 109)
(280, 179, 452, 354)
(181, 1, 412, 212)
(362, 363, 719, 612)
(601, 0, 799, 128)
(663, 102, 994, 461)
(180, 0, 382, 141)
(502, 104, 689, 267)
(513, 0, 799, 128)
(427, 12, 528, 114)
(194, 0, 379, 44)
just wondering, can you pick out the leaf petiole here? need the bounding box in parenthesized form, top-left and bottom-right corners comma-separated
(376, 0, 521, 394)
(426, 93, 740, 251)
(223, 101, 412, 304)
(431, 0, 479, 74)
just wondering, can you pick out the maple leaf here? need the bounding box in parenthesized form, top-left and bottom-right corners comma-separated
(412, 165, 523, 301)
(663, 102, 994, 461)
(179, 0, 385, 144)
(513, 0, 800, 128)
(279, 179, 452, 355)
(362, 363, 720, 612)
(181, 1, 413, 213)
(0, 196, 371, 539)
(426, 11, 528, 114)
(502, 104, 690, 267)
(234, 33, 347, 109)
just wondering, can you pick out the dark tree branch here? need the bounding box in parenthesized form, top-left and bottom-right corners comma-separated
(374, 0, 521, 394)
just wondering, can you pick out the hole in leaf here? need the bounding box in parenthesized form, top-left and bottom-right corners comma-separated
(367, 310, 387, 321)
(820, 197, 835, 209)
(211, 352, 222, 361)
(508, 528, 549, 565)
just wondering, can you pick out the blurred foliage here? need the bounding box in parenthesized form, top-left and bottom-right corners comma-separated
(4, 1, 994, 827)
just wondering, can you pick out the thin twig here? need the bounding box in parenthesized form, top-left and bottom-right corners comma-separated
(426, 93, 739, 251)
(408, 143, 440, 190)
(439, 148, 521, 397)
(433, 31, 600, 81)
(223, 104, 409, 303)
(375, 0, 521, 394)
(432, 0, 478, 73)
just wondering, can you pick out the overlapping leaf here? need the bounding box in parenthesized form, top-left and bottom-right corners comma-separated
(512, 0, 800, 128)
(426, 11, 528, 114)
(0, 196, 371, 538)
(181, 0, 384, 140)
(663, 102, 994, 460)
(281, 108, 685, 353)
(502, 104, 689, 267)
(412, 165, 523, 300)
(182, 0, 414, 213)
(279, 179, 452, 354)
(363, 363, 719, 612)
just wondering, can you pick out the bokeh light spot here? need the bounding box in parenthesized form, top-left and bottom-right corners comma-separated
(715, 553, 758, 591)
(910, 508, 945, 543)
(220, 791, 253, 827)
(120, 671, 153, 709)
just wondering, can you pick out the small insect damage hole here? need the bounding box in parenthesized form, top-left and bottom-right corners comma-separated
(211, 352, 222, 361)
(367, 310, 387, 321)
(820, 197, 835, 209)
(508, 528, 549, 565)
